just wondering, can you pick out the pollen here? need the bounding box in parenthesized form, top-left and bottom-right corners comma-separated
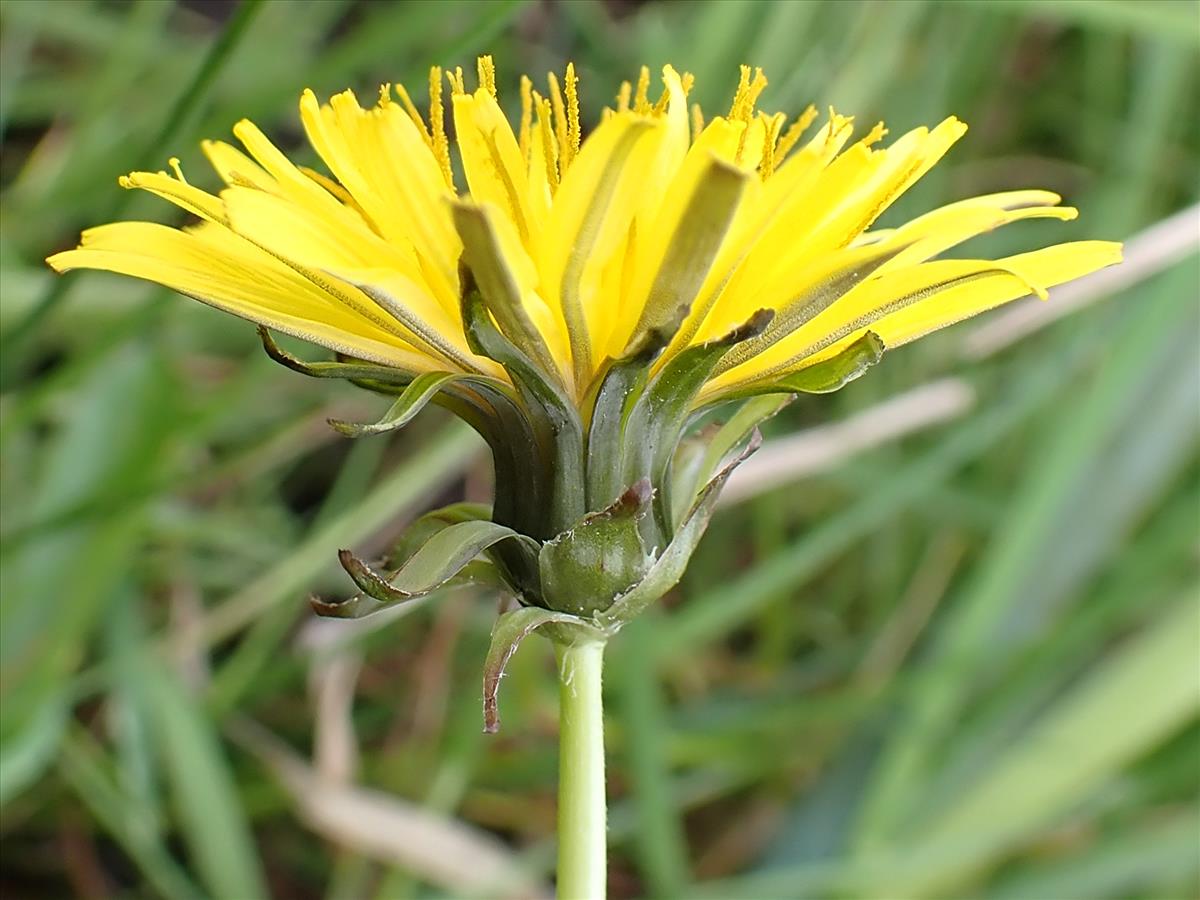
(616, 80, 632, 113)
(861, 121, 889, 148)
(533, 89, 559, 192)
(519, 74, 534, 162)
(729, 65, 768, 122)
(759, 111, 788, 180)
(547, 70, 572, 174)
(429, 67, 453, 188)
(632, 66, 651, 114)
(477, 54, 497, 98)
(564, 63, 581, 169)
(774, 104, 819, 161)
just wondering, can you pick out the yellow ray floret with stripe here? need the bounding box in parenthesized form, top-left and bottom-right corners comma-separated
(48, 57, 1121, 407)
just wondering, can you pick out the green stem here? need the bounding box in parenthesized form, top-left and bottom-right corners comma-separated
(555, 640, 607, 900)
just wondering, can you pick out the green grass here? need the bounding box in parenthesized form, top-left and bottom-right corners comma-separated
(1, 1, 1197, 897)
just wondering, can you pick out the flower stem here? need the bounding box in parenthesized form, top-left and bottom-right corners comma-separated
(555, 639, 607, 900)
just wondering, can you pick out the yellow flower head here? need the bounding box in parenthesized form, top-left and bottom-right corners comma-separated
(48, 59, 1122, 630)
(48, 57, 1119, 405)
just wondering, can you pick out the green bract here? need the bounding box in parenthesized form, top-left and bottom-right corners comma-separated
(270, 244, 886, 729)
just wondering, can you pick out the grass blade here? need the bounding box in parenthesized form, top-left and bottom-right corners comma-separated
(144, 660, 268, 900)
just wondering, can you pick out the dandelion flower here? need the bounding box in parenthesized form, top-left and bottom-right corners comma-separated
(49, 58, 1119, 408)
(48, 55, 1121, 619)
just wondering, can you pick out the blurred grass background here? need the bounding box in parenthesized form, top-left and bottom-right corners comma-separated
(1, 0, 1198, 897)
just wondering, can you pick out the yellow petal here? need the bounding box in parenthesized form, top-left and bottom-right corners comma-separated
(232, 118, 368, 241)
(540, 112, 659, 384)
(200, 139, 277, 191)
(695, 142, 882, 340)
(789, 118, 966, 265)
(620, 66, 691, 249)
(334, 267, 492, 374)
(671, 115, 856, 347)
(119, 171, 226, 223)
(47, 222, 437, 371)
(867, 240, 1123, 348)
(298, 90, 460, 309)
(708, 118, 969, 338)
(618, 156, 748, 359)
(221, 184, 419, 284)
(452, 200, 569, 379)
(852, 190, 1066, 247)
(219, 183, 479, 373)
(453, 89, 545, 255)
(884, 202, 1078, 271)
(708, 240, 1122, 395)
(606, 68, 695, 349)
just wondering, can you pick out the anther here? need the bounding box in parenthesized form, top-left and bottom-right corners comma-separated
(519, 75, 534, 163)
(633, 66, 651, 114)
(775, 104, 818, 161)
(691, 103, 705, 143)
(564, 63, 581, 167)
(430, 68, 453, 188)
(616, 81, 631, 113)
(547, 71, 570, 172)
(477, 55, 497, 98)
